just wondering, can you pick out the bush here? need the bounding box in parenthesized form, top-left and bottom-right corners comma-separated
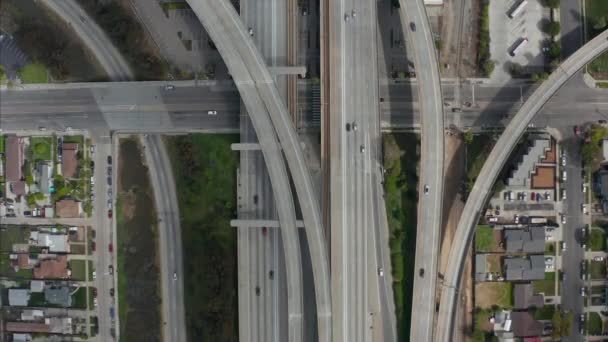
(543, 0, 560, 8)
(548, 42, 562, 59)
(592, 16, 607, 30)
(25, 174, 34, 186)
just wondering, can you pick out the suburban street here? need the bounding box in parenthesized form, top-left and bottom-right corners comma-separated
(560, 129, 586, 342)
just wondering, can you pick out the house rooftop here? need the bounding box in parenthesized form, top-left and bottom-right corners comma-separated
(44, 286, 72, 307)
(30, 280, 45, 292)
(33, 255, 69, 279)
(514, 283, 544, 309)
(5, 136, 23, 182)
(8, 289, 30, 307)
(504, 227, 545, 253)
(504, 256, 545, 281)
(61, 143, 79, 178)
(512, 311, 543, 337)
(55, 199, 82, 218)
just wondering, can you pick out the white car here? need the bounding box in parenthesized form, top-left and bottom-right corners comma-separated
(582, 183, 587, 193)
(65, 126, 72, 131)
(248, 27, 254, 36)
(562, 190, 566, 200)
(581, 287, 587, 297)
(545, 192, 551, 201)
(561, 157, 566, 166)
(594, 256, 605, 261)
(39, 127, 47, 131)
(378, 267, 384, 277)
(562, 242, 566, 251)
(424, 185, 430, 195)
(173, 272, 178, 281)
(582, 204, 589, 214)
(514, 215, 519, 224)
(94, 298, 98, 307)
(164, 84, 175, 91)
(207, 110, 217, 115)
(92, 271, 96, 280)
(561, 214, 566, 224)
(360, 145, 365, 153)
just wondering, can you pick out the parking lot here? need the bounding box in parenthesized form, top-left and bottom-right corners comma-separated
(489, 0, 547, 82)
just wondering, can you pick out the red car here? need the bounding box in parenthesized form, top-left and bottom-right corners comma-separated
(531, 192, 536, 201)
(92, 288, 98, 297)
(262, 227, 268, 236)
(91, 242, 96, 252)
(108, 244, 113, 253)
(108, 210, 113, 219)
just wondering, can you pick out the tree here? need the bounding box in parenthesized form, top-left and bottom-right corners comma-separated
(0, 65, 5, 81)
(551, 310, 563, 338)
(543, 21, 561, 36)
(463, 130, 474, 144)
(509, 63, 525, 77)
(34, 143, 47, 156)
(592, 16, 607, 30)
(25, 175, 34, 186)
(548, 42, 562, 60)
(544, 0, 560, 8)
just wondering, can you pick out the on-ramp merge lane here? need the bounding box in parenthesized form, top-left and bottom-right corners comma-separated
(435, 28, 608, 341)
(398, 0, 445, 340)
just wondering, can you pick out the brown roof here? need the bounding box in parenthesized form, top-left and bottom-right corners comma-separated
(531, 166, 555, 189)
(55, 199, 82, 218)
(62, 143, 79, 178)
(33, 255, 68, 279)
(6, 322, 51, 333)
(5, 136, 23, 182)
(11, 181, 26, 196)
(512, 312, 543, 337)
(18, 254, 30, 269)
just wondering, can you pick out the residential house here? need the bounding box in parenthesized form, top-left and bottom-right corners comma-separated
(514, 283, 544, 309)
(36, 161, 52, 194)
(55, 199, 82, 218)
(12, 333, 33, 342)
(33, 255, 69, 279)
(11, 181, 26, 196)
(504, 256, 545, 281)
(504, 227, 545, 253)
(21, 309, 44, 321)
(29, 280, 44, 293)
(8, 289, 30, 306)
(508, 137, 551, 187)
(511, 311, 543, 337)
(10, 254, 32, 270)
(44, 286, 72, 307)
(6, 136, 24, 182)
(61, 143, 79, 178)
(29, 231, 70, 253)
(475, 254, 487, 281)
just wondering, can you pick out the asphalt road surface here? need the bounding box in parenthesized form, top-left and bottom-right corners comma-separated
(560, 128, 586, 342)
(143, 135, 187, 342)
(398, 0, 445, 340)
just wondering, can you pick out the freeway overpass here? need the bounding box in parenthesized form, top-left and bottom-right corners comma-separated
(397, 0, 445, 340)
(435, 28, 608, 342)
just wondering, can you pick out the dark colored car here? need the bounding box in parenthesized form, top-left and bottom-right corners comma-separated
(262, 227, 268, 236)
(419, 268, 425, 277)
(110, 288, 115, 296)
(255, 286, 260, 296)
(269, 270, 274, 279)
(410, 22, 416, 31)
(109, 265, 114, 275)
(108, 243, 113, 253)
(92, 288, 98, 297)
(91, 242, 96, 252)
(108, 210, 113, 219)
(107, 156, 112, 165)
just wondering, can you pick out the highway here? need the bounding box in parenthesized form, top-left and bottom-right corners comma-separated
(327, 0, 389, 341)
(185, 2, 332, 342)
(435, 28, 608, 342)
(142, 135, 187, 342)
(185, 1, 308, 341)
(237, 0, 290, 340)
(397, 0, 445, 340)
(4, 79, 608, 131)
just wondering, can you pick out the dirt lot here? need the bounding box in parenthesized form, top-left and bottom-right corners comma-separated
(116, 138, 161, 342)
(438, 0, 482, 77)
(475, 282, 513, 309)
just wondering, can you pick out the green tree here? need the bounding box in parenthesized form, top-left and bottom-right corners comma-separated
(509, 63, 524, 77)
(552, 310, 563, 338)
(464, 130, 474, 144)
(26, 195, 37, 207)
(548, 42, 562, 59)
(543, 21, 561, 36)
(0, 65, 6, 81)
(25, 174, 34, 186)
(592, 16, 607, 30)
(34, 192, 45, 201)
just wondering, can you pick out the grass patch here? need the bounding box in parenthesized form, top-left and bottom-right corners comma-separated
(162, 1, 190, 10)
(71, 286, 88, 309)
(533, 272, 556, 296)
(18, 62, 47, 84)
(585, 0, 608, 78)
(486, 254, 502, 273)
(475, 225, 496, 252)
(588, 228, 606, 251)
(477, 2, 494, 76)
(533, 305, 556, 320)
(0, 136, 5, 153)
(168, 134, 239, 342)
(382, 134, 419, 341)
(589, 260, 607, 279)
(30, 137, 53, 161)
(598, 82, 608, 88)
(588, 312, 603, 334)
(70, 260, 87, 281)
(69, 244, 85, 255)
(62, 135, 84, 145)
(473, 308, 495, 341)
(0, 226, 31, 251)
(475, 282, 513, 309)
